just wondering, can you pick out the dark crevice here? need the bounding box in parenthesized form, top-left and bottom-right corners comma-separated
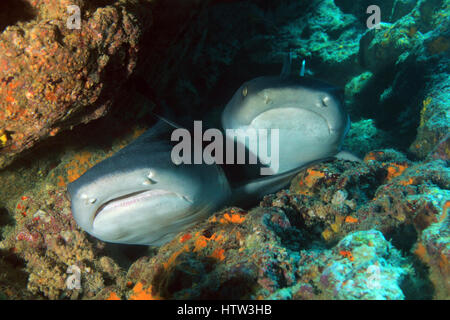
(0, 207, 14, 241)
(385, 223, 418, 254)
(95, 242, 151, 270)
(0, 0, 36, 32)
(348, 62, 425, 152)
(84, 0, 117, 12)
(400, 256, 435, 300)
(0, 248, 31, 298)
(208, 274, 257, 299)
(385, 224, 435, 299)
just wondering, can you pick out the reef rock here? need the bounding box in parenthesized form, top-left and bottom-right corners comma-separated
(0, 183, 127, 299)
(0, 0, 152, 169)
(101, 150, 447, 300)
(0, 0, 448, 300)
(410, 49, 449, 158)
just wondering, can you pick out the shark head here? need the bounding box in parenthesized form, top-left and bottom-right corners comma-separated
(67, 122, 231, 246)
(221, 75, 350, 174)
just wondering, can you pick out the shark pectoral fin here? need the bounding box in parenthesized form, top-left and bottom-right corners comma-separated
(230, 166, 304, 208)
(150, 99, 183, 129)
(335, 150, 362, 162)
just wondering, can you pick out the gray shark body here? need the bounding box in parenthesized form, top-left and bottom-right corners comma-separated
(67, 121, 231, 245)
(68, 63, 351, 246)
(222, 75, 350, 203)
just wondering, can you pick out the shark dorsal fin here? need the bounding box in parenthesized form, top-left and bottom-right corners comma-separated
(148, 99, 184, 130)
(280, 51, 293, 79)
(300, 59, 306, 77)
(281, 51, 306, 79)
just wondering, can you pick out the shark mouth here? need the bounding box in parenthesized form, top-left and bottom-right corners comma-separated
(93, 189, 174, 221)
(90, 188, 197, 244)
(251, 107, 332, 135)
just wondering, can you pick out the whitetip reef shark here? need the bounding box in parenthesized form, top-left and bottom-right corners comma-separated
(68, 56, 356, 245)
(221, 74, 353, 205)
(67, 121, 232, 245)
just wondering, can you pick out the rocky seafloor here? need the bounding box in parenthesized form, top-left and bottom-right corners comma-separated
(0, 0, 448, 300)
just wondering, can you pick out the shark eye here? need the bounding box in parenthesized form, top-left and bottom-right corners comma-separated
(242, 86, 248, 97)
(321, 96, 330, 107)
(143, 171, 157, 185)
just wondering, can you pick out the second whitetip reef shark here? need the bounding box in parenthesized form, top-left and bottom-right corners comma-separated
(67, 57, 356, 245)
